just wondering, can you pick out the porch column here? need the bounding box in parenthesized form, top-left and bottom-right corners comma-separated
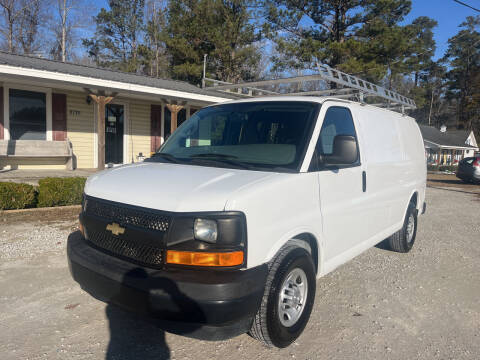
(166, 104, 184, 134)
(88, 93, 116, 170)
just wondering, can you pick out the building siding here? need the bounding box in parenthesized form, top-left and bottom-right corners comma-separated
(127, 100, 156, 162)
(4, 86, 172, 169)
(67, 91, 95, 168)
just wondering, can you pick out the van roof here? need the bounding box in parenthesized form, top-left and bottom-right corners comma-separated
(209, 96, 414, 119)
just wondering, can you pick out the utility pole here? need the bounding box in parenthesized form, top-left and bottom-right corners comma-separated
(202, 54, 207, 88)
(428, 88, 434, 126)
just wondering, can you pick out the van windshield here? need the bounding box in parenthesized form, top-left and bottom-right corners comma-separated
(154, 101, 319, 172)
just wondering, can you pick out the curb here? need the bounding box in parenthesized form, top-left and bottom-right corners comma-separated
(0, 204, 81, 214)
(0, 206, 82, 222)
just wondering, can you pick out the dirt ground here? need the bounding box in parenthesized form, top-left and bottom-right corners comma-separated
(1, 187, 479, 360)
(427, 173, 480, 194)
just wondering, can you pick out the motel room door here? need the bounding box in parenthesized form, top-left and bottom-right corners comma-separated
(105, 104, 124, 164)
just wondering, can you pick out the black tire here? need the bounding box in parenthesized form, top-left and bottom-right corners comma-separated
(386, 202, 418, 253)
(249, 244, 316, 348)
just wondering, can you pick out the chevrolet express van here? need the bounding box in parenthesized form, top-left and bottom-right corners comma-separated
(67, 97, 426, 348)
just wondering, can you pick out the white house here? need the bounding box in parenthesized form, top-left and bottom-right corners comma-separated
(419, 125, 479, 165)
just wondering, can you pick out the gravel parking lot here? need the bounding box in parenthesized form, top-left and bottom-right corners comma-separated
(1, 187, 479, 360)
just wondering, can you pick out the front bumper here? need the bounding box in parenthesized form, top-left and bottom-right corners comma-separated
(67, 231, 267, 340)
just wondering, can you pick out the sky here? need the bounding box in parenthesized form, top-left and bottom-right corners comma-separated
(403, 0, 479, 59)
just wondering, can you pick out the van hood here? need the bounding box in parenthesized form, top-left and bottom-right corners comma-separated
(84, 162, 274, 212)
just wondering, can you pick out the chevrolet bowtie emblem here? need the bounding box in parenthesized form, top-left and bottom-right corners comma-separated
(106, 222, 125, 236)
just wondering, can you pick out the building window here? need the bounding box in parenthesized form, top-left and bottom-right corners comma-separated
(9, 89, 46, 140)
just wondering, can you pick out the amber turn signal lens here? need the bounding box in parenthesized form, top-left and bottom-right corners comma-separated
(166, 250, 244, 267)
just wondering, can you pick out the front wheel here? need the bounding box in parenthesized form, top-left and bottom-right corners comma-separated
(249, 245, 316, 348)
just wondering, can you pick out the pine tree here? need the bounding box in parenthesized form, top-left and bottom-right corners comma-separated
(164, 0, 260, 85)
(263, 0, 438, 86)
(83, 0, 145, 72)
(443, 16, 480, 136)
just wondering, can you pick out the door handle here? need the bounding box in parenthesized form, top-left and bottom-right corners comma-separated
(362, 171, 367, 192)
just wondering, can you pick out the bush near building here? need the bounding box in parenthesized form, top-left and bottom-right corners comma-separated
(37, 177, 86, 208)
(0, 177, 86, 210)
(0, 182, 37, 210)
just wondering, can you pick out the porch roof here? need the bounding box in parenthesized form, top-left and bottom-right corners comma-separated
(0, 52, 238, 105)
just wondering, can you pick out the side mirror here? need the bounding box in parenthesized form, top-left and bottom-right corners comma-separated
(324, 135, 358, 165)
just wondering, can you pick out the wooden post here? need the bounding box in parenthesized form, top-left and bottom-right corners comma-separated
(89, 94, 115, 170)
(166, 104, 184, 134)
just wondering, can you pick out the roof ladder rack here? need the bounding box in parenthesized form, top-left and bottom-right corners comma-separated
(316, 64, 416, 110)
(204, 63, 416, 112)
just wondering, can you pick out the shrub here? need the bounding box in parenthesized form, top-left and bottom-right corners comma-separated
(37, 177, 86, 208)
(0, 182, 37, 210)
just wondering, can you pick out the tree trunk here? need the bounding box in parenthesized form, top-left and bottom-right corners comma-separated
(8, 15, 13, 53)
(155, 47, 159, 77)
(428, 88, 434, 126)
(62, 0, 66, 62)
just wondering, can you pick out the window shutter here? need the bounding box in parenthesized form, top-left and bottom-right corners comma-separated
(52, 93, 67, 141)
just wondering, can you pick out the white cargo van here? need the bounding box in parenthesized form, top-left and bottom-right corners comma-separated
(68, 97, 426, 348)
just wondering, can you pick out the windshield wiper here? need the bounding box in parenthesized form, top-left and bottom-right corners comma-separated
(146, 152, 181, 163)
(189, 154, 251, 170)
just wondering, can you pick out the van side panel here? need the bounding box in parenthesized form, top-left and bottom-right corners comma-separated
(396, 117, 427, 216)
(354, 106, 426, 235)
(354, 106, 406, 232)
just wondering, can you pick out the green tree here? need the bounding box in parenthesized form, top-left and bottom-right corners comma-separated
(165, 0, 260, 85)
(409, 61, 447, 126)
(443, 16, 480, 135)
(404, 16, 437, 86)
(263, 0, 438, 90)
(83, 0, 145, 72)
(264, 1, 409, 79)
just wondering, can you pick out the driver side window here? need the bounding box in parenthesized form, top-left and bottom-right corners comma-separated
(310, 106, 359, 170)
(318, 107, 357, 155)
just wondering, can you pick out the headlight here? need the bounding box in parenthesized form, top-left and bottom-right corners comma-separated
(194, 218, 218, 243)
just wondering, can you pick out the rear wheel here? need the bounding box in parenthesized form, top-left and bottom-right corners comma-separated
(249, 244, 316, 348)
(386, 202, 418, 253)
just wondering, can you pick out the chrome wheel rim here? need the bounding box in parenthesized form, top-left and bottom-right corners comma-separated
(406, 214, 415, 244)
(278, 268, 308, 327)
